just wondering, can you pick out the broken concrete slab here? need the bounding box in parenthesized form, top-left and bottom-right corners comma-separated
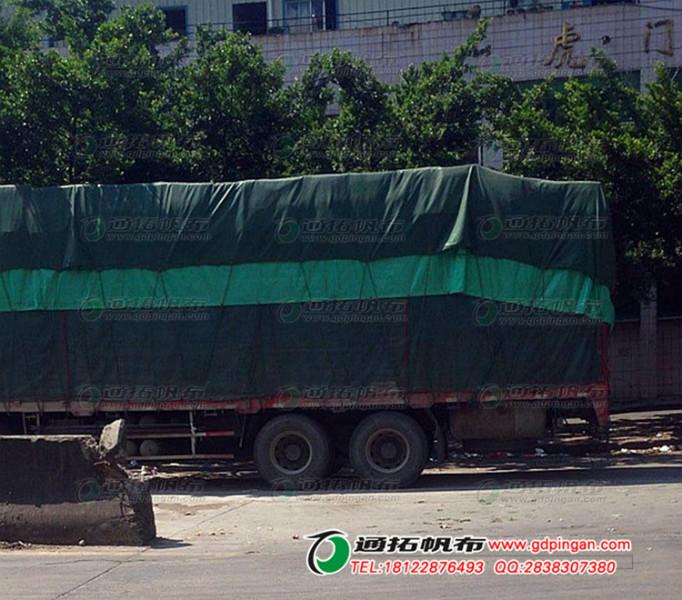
(99, 419, 127, 459)
(0, 433, 156, 546)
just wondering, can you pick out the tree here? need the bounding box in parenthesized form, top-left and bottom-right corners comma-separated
(0, 49, 93, 184)
(491, 53, 682, 300)
(285, 48, 400, 174)
(82, 5, 187, 182)
(393, 19, 515, 167)
(169, 28, 288, 181)
(284, 23, 513, 175)
(0, 4, 185, 185)
(0, 0, 39, 60)
(636, 65, 682, 297)
(19, 0, 114, 54)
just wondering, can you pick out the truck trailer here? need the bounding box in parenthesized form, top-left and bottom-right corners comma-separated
(0, 165, 614, 486)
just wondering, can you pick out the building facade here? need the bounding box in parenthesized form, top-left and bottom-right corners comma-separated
(115, 1, 680, 89)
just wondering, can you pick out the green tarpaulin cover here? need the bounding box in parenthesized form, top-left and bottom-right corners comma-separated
(0, 165, 615, 406)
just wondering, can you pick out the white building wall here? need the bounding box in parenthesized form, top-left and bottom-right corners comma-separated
(256, 3, 681, 86)
(114, 1, 676, 35)
(114, 2, 677, 87)
(609, 316, 682, 410)
(118, 0, 280, 35)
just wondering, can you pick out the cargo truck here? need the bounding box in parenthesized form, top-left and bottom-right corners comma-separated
(0, 165, 614, 486)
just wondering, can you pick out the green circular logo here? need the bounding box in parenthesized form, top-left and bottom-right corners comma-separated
(478, 215, 503, 241)
(277, 218, 300, 244)
(271, 477, 298, 500)
(76, 478, 101, 502)
(474, 300, 497, 326)
(277, 302, 302, 324)
(478, 384, 503, 410)
(305, 530, 351, 576)
(278, 385, 303, 409)
(73, 384, 102, 416)
(477, 478, 500, 505)
(80, 297, 106, 322)
(274, 133, 296, 161)
(81, 217, 107, 242)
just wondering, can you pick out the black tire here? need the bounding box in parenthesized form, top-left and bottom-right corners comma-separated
(139, 439, 163, 457)
(125, 440, 139, 457)
(349, 412, 428, 488)
(254, 414, 331, 487)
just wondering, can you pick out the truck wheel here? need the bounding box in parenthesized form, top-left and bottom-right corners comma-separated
(125, 440, 139, 457)
(254, 415, 331, 486)
(349, 412, 428, 487)
(139, 439, 163, 457)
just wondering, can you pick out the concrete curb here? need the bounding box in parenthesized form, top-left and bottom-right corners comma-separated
(0, 432, 156, 546)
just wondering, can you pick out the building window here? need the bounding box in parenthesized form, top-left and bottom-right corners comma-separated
(561, 0, 636, 7)
(324, 0, 337, 31)
(286, 0, 335, 33)
(161, 7, 188, 37)
(233, 2, 267, 36)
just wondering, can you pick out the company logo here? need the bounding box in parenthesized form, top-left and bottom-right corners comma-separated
(79, 216, 210, 242)
(477, 214, 608, 241)
(72, 384, 103, 416)
(76, 478, 103, 502)
(477, 215, 503, 241)
(305, 530, 352, 576)
(476, 478, 501, 505)
(277, 302, 303, 324)
(80, 297, 106, 322)
(276, 385, 304, 409)
(81, 217, 107, 242)
(477, 384, 503, 410)
(473, 299, 498, 326)
(277, 218, 300, 244)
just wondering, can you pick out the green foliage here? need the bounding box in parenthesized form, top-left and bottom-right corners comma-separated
(492, 52, 682, 299)
(170, 28, 287, 181)
(0, 5, 184, 185)
(0, 6, 503, 182)
(284, 21, 506, 174)
(82, 6, 187, 182)
(394, 19, 516, 167)
(0, 1, 40, 61)
(285, 48, 399, 174)
(19, 0, 114, 54)
(0, 49, 92, 184)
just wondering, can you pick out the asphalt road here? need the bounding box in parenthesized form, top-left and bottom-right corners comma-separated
(1, 459, 680, 600)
